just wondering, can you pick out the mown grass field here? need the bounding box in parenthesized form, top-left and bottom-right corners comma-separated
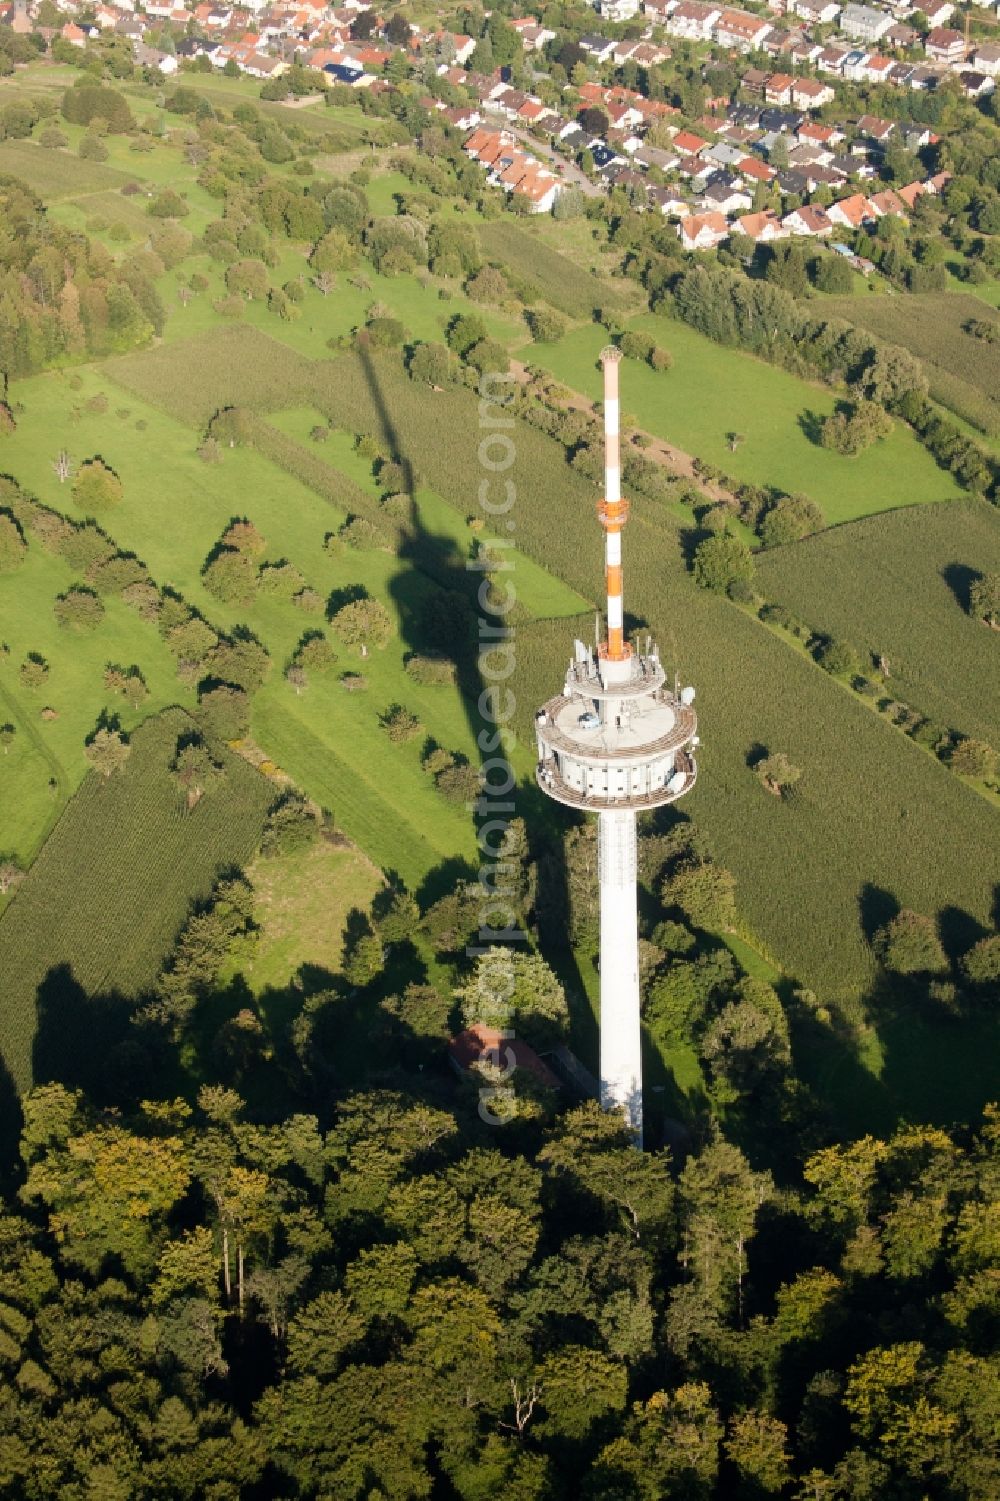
(0, 709, 273, 1093)
(524, 316, 964, 523)
(824, 291, 1000, 437)
(757, 498, 1000, 747)
(247, 839, 385, 994)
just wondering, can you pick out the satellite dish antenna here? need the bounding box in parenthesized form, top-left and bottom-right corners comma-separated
(680, 685, 696, 706)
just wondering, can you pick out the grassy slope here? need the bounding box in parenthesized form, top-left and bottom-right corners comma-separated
(6, 363, 494, 889)
(0, 709, 272, 1092)
(525, 317, 963, 524)
(0, 537, 193, 866)
(756, 499, 1000, 747)
(478, 219, 634, 319)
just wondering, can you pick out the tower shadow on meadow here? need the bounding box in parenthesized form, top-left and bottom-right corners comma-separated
(353, 346, 589, 1041)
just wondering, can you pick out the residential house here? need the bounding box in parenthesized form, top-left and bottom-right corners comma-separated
(579, 34, 617, 61)
(896, 180, 927, 210)
(865, 54, 895, 83)
(735, 209, 788, 240)
(737, 153, 776, 182)
(924, 26, 964, 63)
(922, 0, 955, 24)
(842, 49, 873, 81)
(677, 211, 730, 248)
(633, 143, 682, 172)
(971, 42, 1000, 76)
(958, 70, 994, 97)
(705, 140, 747, 168)
(868, 187, 908, 217)
(673, 128, 710, 155)
(741, 66, 771, 95)
(597, 0, 641, 18)
(817, 44, 850, 71)
(792, 0, 841, 19)
(792, 77, 835, 108)
(798, 121, 843, 147)
(838, 3, 892, 42)
(134, 41, 179, 72)
(702, 179, 753, 212)
(884, 22, 917, 49)
(759, 107, 804, 132)
(857, 113, 895, 145)
(764, 71, 794, 103)
(714, 10, 773, 51)
(665, 1, 722, 40)
(791, 40, 824, 68)
(783, 203, 833, 234)
(511, 18, 556, 50)
(828, 191, 874, 228)
(648, 184, 691, 216)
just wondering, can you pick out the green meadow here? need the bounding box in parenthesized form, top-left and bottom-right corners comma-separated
(524, 316, 964, 524)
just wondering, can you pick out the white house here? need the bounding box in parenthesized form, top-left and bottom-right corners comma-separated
(665, 1, 722, 40)
(677, 211, 730, 249)
(838, 4, 892, 43)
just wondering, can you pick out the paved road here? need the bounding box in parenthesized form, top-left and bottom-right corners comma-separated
(488, 116, 605, 198)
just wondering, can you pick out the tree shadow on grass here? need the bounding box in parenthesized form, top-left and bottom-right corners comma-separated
(32, 963, 150, 1108)
(941, 562, 980, 617)
(857, 882, 898, 946)
(0, 1052, 22, 1193)
(798, 408, 827, 447)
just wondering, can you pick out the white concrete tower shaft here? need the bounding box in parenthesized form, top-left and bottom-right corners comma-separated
(599, 807, 642, 1142)
(598, 347, 642, 1141)
(534, 351, 699, 1150)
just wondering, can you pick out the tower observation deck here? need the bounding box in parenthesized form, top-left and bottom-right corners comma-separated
(534, 348, 699, 1144)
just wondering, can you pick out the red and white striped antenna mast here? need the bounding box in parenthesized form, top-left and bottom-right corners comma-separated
(597, 346, 632, 684)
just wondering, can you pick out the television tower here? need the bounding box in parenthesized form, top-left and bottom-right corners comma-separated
(535, 348, 698, 1145)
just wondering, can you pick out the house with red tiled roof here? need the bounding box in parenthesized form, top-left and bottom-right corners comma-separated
(60, 20, 86, 44)
(715, 9, 772, 51)
(827, 192, 874, 229)
(792, 77, 835, 109)
(897, 180, 928, 210)
(925, 26, 964, 63)
(735, 209, 788, 242)
(677, 211, 730, 249)
(783, 203, 833, 235)
(764, 72, 794, 104)
(448, 1024, 560, 1091)
(868, 188, 909, 219)
(673, 129, 710, 156)
(737, 155, 775, 183)
(798, 121, 842, 147)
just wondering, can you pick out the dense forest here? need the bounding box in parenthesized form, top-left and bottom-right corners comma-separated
(0, 798, 996, 1499)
